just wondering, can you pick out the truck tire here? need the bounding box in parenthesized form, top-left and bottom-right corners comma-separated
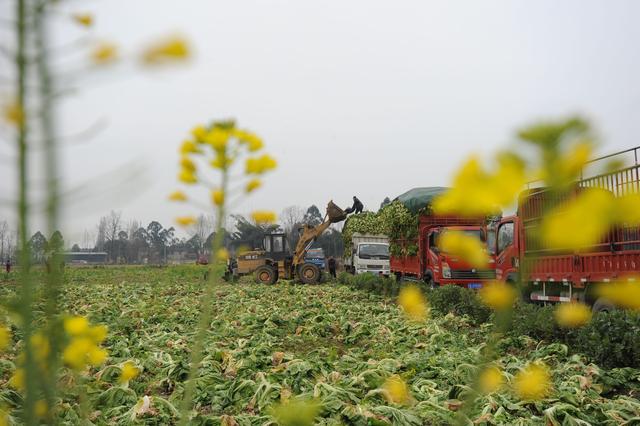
(255, 265, 277, 285)
(298, 263, 321, 284)
(592, 297, 615, 313)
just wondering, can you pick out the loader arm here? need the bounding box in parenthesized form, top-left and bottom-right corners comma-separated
(292, 201, 348, 266)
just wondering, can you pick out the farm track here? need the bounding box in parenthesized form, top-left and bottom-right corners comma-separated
(1, 266, 639, 425)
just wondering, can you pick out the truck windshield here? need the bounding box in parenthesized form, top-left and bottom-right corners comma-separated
(359, 244, 389, 259)
(306, 249, 324, 259)
(438, 230, 484, 252)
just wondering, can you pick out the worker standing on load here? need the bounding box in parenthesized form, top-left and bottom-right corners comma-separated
(352, 196, 363, 214)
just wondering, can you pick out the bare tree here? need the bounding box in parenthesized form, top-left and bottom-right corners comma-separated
(0, 220, 9, 261)
(189, 214, 215, 256)
(104, 210, 122, 262)
(280, 205, 305, 249)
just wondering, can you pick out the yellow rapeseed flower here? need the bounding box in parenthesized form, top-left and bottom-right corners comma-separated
(597, 280, 640, 310)
(30, 333, 50, 362)
(234, 129, 264, 152)
(615, 194, 640, 225)
(438, 231, 489, 268)
(397, 285, 429, 321)
(0, 325, 10, 351)
(433, 154, 526, 217)
(88, 324, 108, 343)
(3, 102, 24, 126)
(63, 337, 93, 370)
(141, 35, 190, 65)
(478, 366, 504, 394)
(64, 316, 89, 336)
(191, 125, 207, 143)
(245, 179, 262, 193)
(513, 362, 551, 400)
(212, 190, 225, 206)
(87, 346, 108, 366)
(479, 281, 517, 310)
(270, 398, 320, 426)
(178, 170, 197, 184)
(168, 190, 188, 202)
(251, 210, 277, 224)
(216, 248, 229, 262)
(9, 368, 24, 390)
(246, 154, 277, 175)
(72, 13, 93, 27)
(382, 375, 412, 405)
(34, 400, 47, 418)
(204, 128, 230, 151)
(180, 140, 202, 155)
(120, 361, 139, 383)
(541, 189, 614, 250)
(175, 216, 197, 227)
(91, 42, 118, 65)
(210, 154, 232, 170)
(555, 303, 591, 328)
(180, 156, 196, 173)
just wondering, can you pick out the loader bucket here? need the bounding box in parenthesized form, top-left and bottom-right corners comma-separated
(327, 201, 347, 223)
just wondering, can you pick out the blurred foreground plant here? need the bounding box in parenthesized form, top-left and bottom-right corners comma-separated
(169, 120, 276, 423)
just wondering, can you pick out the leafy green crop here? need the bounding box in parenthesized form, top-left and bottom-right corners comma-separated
(1, 266, 638, 425)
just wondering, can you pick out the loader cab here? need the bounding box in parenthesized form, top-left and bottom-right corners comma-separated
(262, 233, 291, 262)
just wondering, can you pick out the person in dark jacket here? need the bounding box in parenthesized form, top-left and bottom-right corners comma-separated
(352, 196, 364, 214)
(5, 259, 10, 274)
(328, 257, 337, 279)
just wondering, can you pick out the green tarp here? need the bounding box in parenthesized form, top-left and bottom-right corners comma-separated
(393, 187, 449, 214)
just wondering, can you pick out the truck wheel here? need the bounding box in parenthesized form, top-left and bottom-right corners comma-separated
(255, 265, 277, 285)
(592, 297, 615, 313)
(299, 263, 321, 284)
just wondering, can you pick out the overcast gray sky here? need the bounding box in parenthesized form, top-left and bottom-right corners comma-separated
(2, 0, 640, 246)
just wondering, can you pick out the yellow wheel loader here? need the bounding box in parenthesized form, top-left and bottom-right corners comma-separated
(225, 201, 347, 284)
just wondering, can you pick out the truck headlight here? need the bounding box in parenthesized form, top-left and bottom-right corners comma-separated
(442, 263, 451, 279)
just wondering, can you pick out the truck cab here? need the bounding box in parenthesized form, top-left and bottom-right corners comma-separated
(426, 225, 496, 288)
(304, 248, 326, 270)
(345, 233, 390, 276)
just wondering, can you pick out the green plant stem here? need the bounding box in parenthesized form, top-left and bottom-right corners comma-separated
(16, 0, 37, 424)
(34, 1, 63, 418)
(178, 171, 228, 425)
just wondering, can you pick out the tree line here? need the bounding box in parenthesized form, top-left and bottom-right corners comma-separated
(1, 204, 345, 264)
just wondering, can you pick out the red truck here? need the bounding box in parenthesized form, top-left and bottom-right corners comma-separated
(391, 215, 496, 288)
(494, 146, 640, 311)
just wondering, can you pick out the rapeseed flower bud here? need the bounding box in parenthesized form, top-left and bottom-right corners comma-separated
(141, 36, 190, 65)
(246, 154, 277, 175)
(204, 128, 230, 151)
(597, 279, 640, 310)
(251, 210, 277, 224)
(64, 316, 89, 336)
(119, 361, 139, 383)
(178, 170, 197, 184)
(513, 362, 551, 400)
(397, 285, 429, 321)
(35, 400, 47, 418)
(191, 125, 207, 143)
(245, 179, 261, 193)
(234, 129, 264, 152)
(180, 156, 196, 173)
(168, 190, 188, 202)
(3, 102, 24, 126)
(91, 42, 118, 65)
(180, 140, 202, 155)
(479, 281, 517, 310)
(9, 368, 24, 390)
(216, 248, 229, 262)
(478, 366, 504, 394)
(382, 375, 412, 405)
(175, 216, 197, 227)
(211, 190, 225, 206)
(555, 303, 591, 328)
(72, 13, 93, 27)
(438, 231, 489, 268)
(0, 325, 9, 351)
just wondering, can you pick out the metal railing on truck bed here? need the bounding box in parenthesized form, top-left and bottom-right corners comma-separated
(520, 146, 640, 283)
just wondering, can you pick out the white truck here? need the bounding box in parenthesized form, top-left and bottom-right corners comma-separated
(344, 233, 390, 276)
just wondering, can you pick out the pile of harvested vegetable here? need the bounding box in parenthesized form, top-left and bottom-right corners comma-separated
(1, 266, 639, 425)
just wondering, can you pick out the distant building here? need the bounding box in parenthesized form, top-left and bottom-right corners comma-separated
(65, 252, 108, 264)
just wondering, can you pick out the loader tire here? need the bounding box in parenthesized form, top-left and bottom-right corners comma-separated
(255, 265, 277, 285)
(299, 263, 321, 284)
(592, 297, 615, 314)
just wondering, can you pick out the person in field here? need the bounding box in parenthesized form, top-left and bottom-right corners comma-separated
(345, 196, 364, 215)
(5, 259, 10, 274)
(328, 256, 336, 278)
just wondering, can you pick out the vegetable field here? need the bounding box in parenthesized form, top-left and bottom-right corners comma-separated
(2, 266, 639, 425)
